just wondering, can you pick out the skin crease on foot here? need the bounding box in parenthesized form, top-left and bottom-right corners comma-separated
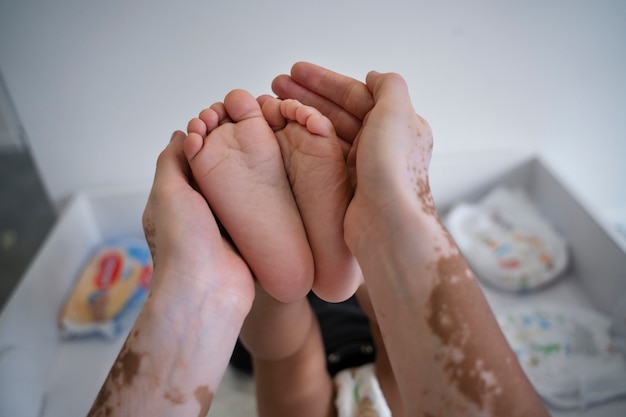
(260, 97, 362, 302)
(184, 89, 314, 304)
(186, 91, 362, 303)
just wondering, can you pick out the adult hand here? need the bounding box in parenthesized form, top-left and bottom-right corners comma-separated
(343, 71, 434, 254)
(273, 65, 549, 417)
(272, 62, 373, 144)
(89, 132, 255, 417)
(142, 130, 255, 318)
(273, 64, 434, 255)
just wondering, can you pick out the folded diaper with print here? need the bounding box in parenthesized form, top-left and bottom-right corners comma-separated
(445, 187, 568, 292)
(498, 305, 626, 410)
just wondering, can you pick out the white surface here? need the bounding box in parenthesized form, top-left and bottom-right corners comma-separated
(0, 187, 149, 417)
(1, 156, 625, 416)
(0, 0, 625, 223)
(0, 347, 45, 417)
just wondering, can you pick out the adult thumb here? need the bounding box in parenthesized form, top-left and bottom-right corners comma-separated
(365, 71, 413, 108)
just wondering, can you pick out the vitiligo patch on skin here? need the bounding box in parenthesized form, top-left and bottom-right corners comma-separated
(426, 252, 504, 413)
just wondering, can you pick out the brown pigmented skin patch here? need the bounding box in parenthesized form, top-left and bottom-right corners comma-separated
(426, 253, 504, 413)
(88, 384, 114, 417)
(112, 347, 144, 386)
(143, 217, 158, 268)
(164, 387, 186, 404)
(87, 335, 145, 417)
(424, 250, 517, 416)
(194, 385, 214, 417)
(415, 177, 437, 217)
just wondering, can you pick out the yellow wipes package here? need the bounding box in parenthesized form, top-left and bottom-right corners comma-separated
(59, 238, 153, 339)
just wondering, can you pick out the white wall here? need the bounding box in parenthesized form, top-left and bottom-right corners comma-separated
(532, 2, 626, 232)
(0, 0, 624, 220)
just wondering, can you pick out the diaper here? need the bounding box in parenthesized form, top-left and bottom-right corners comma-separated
(497, 305, 626, 410)
(334, 363, 391, 417)
(445, 187, 568, 292)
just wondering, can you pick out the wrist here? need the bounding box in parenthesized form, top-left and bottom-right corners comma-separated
(89, 268, 251, 417)
(147, 289, 244, 341)
(346, 191, 445, 262)
(137, 267, 253, 379)
(152, 255, 255, 322)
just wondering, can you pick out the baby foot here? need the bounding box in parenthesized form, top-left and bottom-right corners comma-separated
(262, 98, 361, 302)
(184, 90, 314, 303)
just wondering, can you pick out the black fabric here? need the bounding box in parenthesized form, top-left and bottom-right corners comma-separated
(230, 337, 253, 374)
(229, 292, 375, 377)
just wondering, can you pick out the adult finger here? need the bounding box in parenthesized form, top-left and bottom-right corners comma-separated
(366, 71, 433, 138)
(291, 62, 374, 120)
(365, 71, 413, 109)
(272, 63, 373, 142)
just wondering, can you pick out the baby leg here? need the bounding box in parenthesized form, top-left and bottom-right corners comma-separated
(262, 98, 361, 302)
(239, 284, 335, 417)
(184, 90, 313, 303)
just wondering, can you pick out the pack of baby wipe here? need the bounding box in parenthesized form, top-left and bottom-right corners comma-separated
(445, 187, 568, 292)
(59, 238, 153, 339)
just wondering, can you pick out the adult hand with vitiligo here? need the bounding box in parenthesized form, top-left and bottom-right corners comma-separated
(87, 131, 256, 417)
(273, 63, 550, 417)
(86, 63, 551, 417)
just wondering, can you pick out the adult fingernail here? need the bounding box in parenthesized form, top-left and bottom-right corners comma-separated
(170, 131, 179, 143)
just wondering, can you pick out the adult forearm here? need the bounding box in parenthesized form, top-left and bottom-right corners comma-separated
(353, 207, 548, 416)
(88, 268, 249, 417)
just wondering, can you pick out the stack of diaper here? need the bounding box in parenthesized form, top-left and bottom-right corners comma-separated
(445, 187, 568, 292)
(497, 305, 626, 409)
